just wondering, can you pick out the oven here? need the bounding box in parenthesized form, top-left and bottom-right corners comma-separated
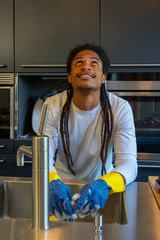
(0, 74, 15, 139)
(107, 72, 160, 181)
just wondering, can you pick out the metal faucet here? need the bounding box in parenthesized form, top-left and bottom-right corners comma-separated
(17, 104, 50, 230)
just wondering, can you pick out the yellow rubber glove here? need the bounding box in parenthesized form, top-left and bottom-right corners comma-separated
(49, 171, 61, 221)
(98, 172, 125, 195)
(49, 170, 61, 183)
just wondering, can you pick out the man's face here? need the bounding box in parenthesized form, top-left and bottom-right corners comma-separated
(68, 50, 106, 92)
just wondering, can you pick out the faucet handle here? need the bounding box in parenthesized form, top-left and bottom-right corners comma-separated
(38, 104, 50, 135)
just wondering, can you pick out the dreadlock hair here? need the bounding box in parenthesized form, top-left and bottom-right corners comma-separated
(60, 43, 113, 175)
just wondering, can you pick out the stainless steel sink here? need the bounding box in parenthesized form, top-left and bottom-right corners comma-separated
(0, 180, 32, 219)
(0, 179, 127, 224)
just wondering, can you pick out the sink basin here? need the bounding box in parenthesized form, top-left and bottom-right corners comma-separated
(0, 180, 32, 219)
(0, 179, 127, 224)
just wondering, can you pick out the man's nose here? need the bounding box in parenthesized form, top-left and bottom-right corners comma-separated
(81, 63, 91, 71)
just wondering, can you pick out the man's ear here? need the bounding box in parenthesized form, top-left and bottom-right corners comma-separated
(102, 74, 107, 84)
(68, 74, 71, 83)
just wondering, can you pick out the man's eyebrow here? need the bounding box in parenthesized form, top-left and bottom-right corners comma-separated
(73, 56, 83, 61)
(73, 56, 100, 62)
(90, 57, 100, 62)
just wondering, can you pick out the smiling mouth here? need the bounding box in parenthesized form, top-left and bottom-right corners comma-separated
(77, 73, 95, 79)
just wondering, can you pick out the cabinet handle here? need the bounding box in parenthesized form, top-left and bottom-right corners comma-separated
(20, 64, 160, 68)
(21, 64, 66, 68)
(138, 165, 160, 169)
(111, 91, 160, 97)
(24, 160, 32, 164)
(110, 64, 160, 67)
(0, 145, 5, 148)
(0, 65, 5, 68)
(0, 160, 5, 163)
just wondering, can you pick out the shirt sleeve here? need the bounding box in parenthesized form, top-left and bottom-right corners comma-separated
(111, 100, 138, 185)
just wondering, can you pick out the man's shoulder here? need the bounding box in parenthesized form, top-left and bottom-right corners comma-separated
(107, 91, 131, 118)
(107, 91, 128, 106)
(45, 90, 67, 108)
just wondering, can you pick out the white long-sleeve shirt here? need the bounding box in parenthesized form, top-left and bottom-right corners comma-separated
(44, 90, 137, 185)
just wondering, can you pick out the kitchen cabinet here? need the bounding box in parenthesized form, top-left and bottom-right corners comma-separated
(136, 160, 160, 182)
(100, 0, 160, 67)
(15, 0, 99, 73)
(14, 139, 32, 177)
(0, 139, 32, 177)
(0, 154, 14, 176)
(0, 139, 14, 154)
(0, 0, 14, 73)
(13, 154, 32, 177)
(0, 139, 14, 176)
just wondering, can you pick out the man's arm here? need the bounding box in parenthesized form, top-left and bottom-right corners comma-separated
(112, 101, 138, 185)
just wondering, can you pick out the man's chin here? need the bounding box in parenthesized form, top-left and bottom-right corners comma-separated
(77, 87, 98, 95)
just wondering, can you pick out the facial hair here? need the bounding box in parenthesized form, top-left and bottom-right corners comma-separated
(77, 86, 99, 96)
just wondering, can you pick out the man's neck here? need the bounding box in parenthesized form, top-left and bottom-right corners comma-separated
(72, 89, 100, 110)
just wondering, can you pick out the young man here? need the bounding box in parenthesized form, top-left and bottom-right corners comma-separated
(44, 44, 137, 220)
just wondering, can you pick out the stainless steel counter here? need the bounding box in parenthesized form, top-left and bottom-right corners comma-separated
(0, 178, 160, 240)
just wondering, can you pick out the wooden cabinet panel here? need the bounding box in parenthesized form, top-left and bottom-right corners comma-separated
(15, 0, 99, 73)
(13, 154, 32, 177)
(136, 161, 160, 182)
(0, 0, 14, 72)
(0, 139, 14, 154)
(101, 0, 160, 66)
(14, 139, 32, 177)
(0, 154, 13, 176)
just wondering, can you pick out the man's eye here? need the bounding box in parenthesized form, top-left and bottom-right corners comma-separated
(75, 61, 82, 66)
(92, 61, 98, 66)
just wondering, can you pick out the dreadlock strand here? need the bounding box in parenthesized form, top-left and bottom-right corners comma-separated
(60, 86, 75, 175)
(100, 84, 113, 175)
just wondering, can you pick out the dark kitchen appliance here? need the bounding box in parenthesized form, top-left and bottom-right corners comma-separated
(0, 74, 14, 139)
(107, 72, 160, 181)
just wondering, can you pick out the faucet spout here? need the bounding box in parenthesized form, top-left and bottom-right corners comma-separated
(17, 145, 32, 166)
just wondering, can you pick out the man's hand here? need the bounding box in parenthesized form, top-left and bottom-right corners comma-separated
(72, 179, 112, 218)
(49, 179, 77, 220)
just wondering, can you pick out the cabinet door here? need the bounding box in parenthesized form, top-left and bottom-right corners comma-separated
(136, 161, 160, 182)
(0, 139, 14, 154)
(14, 155, 32, 177)
(0, 0, 14, 73)
(14, 139, 32, 177)
(15, 0, 99, 73)
(0, 154, 13, 176)
(101, 0, 160, 66)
